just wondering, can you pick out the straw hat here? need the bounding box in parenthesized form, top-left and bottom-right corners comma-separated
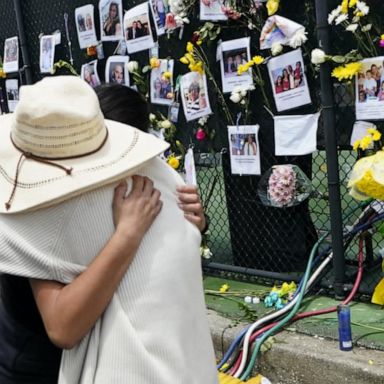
(0, 76, 169, 214)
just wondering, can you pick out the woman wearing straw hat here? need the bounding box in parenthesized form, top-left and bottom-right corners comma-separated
(0, 76, 217, 383)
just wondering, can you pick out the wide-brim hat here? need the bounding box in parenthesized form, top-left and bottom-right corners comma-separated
(0, 76, 169, 214)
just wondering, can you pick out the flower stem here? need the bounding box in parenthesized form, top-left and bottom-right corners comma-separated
(253, 66, 272, 110)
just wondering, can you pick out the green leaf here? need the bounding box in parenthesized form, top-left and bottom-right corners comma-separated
(142, 65, 151, 74)
(331, 55, 346, 64)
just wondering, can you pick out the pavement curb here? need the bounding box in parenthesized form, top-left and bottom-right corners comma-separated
(207, 309, 384, 384)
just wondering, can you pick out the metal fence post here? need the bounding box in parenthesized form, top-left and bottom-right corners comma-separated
(13, 0, 33, 84)
(315, 0, 346, 298)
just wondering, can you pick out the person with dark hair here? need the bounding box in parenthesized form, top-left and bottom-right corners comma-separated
(294, 61, 303, 87)
(77, 14, 86, 32)
(0, 76, 217, 384)
(103, 1, 121, 36)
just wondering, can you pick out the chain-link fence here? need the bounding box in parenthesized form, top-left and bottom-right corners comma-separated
(0, 0, 383, 295)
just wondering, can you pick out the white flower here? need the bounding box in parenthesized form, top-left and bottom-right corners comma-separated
(160, 119, 172, 129)
(248, 22, 255, 30)
(127, 61, 139, 73)
(240, 99, 246, 105)
(311, 48, 326, 65)
(198, 116, 208, 125)
(233, 86, 243, 93)
(230, 92, 242, 103)
(356, 1, 369, 15)
(247, 85, 256, 91)
(335, 14, 348, 25)
(271, 42, 283, 56)
(182, 17, 190, 24)
(346, 23, 359, 32)
(288, 29, 308, 48)
(328, 5, 342, 24)
(361, 23, 372, 32)
(149, 113, 156, 122)
(200, 246, 212, 259)
(240, 89, 247, 97)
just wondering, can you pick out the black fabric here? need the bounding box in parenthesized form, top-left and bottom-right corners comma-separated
(0, 275, 62, 383)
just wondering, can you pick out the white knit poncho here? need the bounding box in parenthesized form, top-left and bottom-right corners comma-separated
(0, 157, 218, 384)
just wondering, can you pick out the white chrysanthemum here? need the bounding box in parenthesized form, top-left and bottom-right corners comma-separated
(160, 119, 172, 129)
(346, 23, 359, 32)
(328, 5, 342, 24)
(335, 14, 348, 25)
(361, 24, 372, 32)
(311, 48, 326, 65)
(230, 92, 242, 103)
(271, 42, 283, 56)
(288, 29, 308, 49)
(356, 1, 369, 15)
(198, 116, 208, 125)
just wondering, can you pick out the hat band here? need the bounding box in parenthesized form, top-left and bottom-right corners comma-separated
(5, 129, 109, 210)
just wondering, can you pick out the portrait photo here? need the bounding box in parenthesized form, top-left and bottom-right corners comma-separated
(220, 37, 253, 93)
(150, 0, 169, 36)
(180, 72, 212, 121)
(3, 37, 19, 73)
(99, 0, 123, 42)
(200, 0, 227, 21)
(105, 56, 129, 86)
(267, 49, 311, 112)
(150, 59, 174, 106)
(75, 5, 98, 49)
(5, 79, 19, 113)
(228, 125, 261, 175)
(355, 56, 384, 120)
(81, 60, 101, 89)
(39, 35, 55, 74)
(124, 3, 154, 54)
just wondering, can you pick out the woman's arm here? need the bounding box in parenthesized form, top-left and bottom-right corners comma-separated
(30, 176, 162, 349)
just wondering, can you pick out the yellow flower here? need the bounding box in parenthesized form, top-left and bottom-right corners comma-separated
(367, 128, 382, 141)
(150, 57, 160, 69)
(167, 156, 180, 170)
(349, 0, 357, 7)
(197, 39, 203, 46)
(381, 34, 384, 41)
(252, 55, 264, 65)
(353, 139, 361, 151)
(331, 62, 362, 81)
(360, 135, 373, 150)
(162, 71, 172, 80)
(355, 11, 364, 17)
(0, 69, 5, 78)
(185, 53, 195, 65)
(180, 56, 189, 64)
(266, 0, 279, 16)
(186, 42, 194, 53)
(190, 61, 204, 74)
(219, 283, 230, 293)
(237, 64, 251, 75)
(341, 0, 349, 13)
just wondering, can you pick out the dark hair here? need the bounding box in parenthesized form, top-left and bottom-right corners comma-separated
(94, 83, 149, 132)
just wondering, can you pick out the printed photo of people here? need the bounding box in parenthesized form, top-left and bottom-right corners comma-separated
(3, 37, 19, 73)
(228, 125, 261, 175)
(75, 5, 98, 49)
(150, 0, 168, 35)
(267, 49, 311, 112)
(5, 79, 19, 113)
(99, 0, 123, 41)
(220, 37, 253, 93)
(200, 0, 227, 21)
(39, 35, 55, 74)
(124, 3, 154, 54)
(106, 56, 129, 86)
(151, 59, 174, 106)
(81, 61, 101, 89)
(180, 72, 212, 121)
(355, 57, 384, 120)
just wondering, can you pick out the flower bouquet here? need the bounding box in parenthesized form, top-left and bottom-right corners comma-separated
(258, 164, 313, 208)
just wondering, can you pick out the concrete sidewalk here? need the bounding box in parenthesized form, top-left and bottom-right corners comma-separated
(208, 309, 384, 384)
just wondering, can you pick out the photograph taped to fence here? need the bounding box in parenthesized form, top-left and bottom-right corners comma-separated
(81, 60, 101, 88)
(267, 48, 311, 112)
(151, 59, 174, 106)
(3, 37, 19, 73)
(180, 71, 212, 121)
(220, 37, 253, 93)
(75, 4, 98, 49)
(105, 56, 129, 86)
(355, 56, 384, 120)
(99, 0, 123, 42)
(150, 0, 168, 36)
(200, 0, 227, 21)
(124, 2, 154, 54)
(39, 35, 55, 74)
(228, 125, 260, 175)
(5, 79, 19, 113)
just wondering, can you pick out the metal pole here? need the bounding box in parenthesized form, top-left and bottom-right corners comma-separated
(315, 0, 345, 298)
(13, 0, 33, 84)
